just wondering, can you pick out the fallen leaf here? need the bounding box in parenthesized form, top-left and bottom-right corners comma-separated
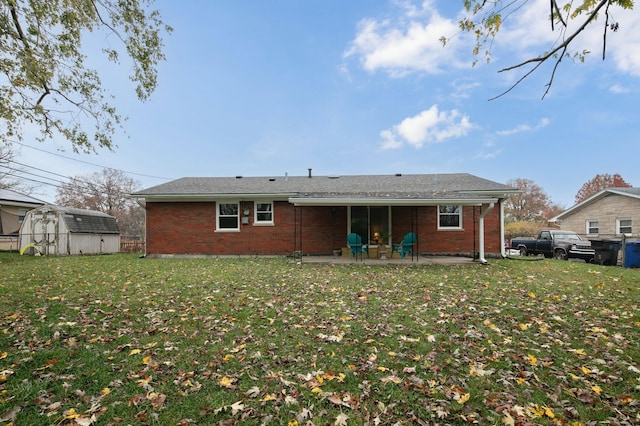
(334, 413, 349, 426)
(218, 376, 236, 389)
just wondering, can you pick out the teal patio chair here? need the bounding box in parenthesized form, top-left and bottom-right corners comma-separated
(347, 233, 369, 260)
(391, 232, 417, 259)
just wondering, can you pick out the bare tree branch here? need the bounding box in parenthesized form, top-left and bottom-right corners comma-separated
(490, 0, 610, 100)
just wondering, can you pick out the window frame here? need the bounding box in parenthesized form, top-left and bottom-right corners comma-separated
(617, 218, 632, 236)
(254, 201, 274, 225)
(216, 201, 240, 231)
(586, 220, 599, 235)
(437, 205, 463, 230)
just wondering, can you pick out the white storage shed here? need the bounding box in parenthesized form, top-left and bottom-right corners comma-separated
(19, 205, 120, 255)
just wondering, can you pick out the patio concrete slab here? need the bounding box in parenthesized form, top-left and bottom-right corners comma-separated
(297, 255, 479, 265)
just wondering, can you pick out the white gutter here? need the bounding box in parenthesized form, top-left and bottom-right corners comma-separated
(478, 202, 495, 264)
(288, 197, 498, 206)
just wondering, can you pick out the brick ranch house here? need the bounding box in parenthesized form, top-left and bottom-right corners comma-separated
(131, 172, 518, 262)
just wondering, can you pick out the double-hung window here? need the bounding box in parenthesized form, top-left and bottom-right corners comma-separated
(586, 220, 599, 235)
(217, 202, 239, 231)
(254, 202, 274, 225)
(438, 205, 462, 229)
(617, 218, 632, 236)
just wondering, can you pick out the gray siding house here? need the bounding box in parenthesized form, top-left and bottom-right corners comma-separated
(551, 188, 640, 239)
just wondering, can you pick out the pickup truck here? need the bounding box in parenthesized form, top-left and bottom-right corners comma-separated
(511, 230, 595, 262)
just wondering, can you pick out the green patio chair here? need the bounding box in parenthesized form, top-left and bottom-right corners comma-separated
(391, 232, 417, 259)
(347, 233, 368, 260)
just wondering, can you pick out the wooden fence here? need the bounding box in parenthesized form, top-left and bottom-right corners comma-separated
(120, 237, 145, 253)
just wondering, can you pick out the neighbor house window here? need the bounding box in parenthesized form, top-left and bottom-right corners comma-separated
(617, 218, 632, 236)
(217, 202, 239, 231)
(254, 202, 274, 224)
(18, 209, 27, 223)
(586, 220, 599, 235)
(438, 205, 462, 229)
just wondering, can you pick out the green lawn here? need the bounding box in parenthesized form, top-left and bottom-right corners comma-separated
(1, 253, 639, 425)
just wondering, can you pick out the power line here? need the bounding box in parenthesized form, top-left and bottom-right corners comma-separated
(9, 140, 173, 181)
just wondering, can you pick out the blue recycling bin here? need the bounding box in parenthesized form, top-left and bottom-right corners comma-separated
(623, 241, 640, 268)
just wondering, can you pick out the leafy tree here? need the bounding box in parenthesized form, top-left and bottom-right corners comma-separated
(55, 168, 144, 237)
(504, 178, 554, 222)
(574, 173, 632, 203)
(1, 0, 171, 152)
(449, 0, 634, 98)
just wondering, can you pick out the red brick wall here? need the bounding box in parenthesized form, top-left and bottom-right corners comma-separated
(390, 205, 501, 255)
(145, 202, 502, 256)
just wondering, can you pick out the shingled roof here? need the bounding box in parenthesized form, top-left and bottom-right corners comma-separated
(0, 188, 46, 206)
(133, 173, 516, 205)
(31, 205, 120, 234)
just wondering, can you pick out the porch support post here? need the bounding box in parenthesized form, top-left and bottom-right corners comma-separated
(478, 202, 495, 264)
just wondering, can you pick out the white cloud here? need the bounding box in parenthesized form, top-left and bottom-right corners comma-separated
(497, 118, 550, 136)
(380, 105, 473, 150)
(344, 3, 467, 76)
(346, 0, 640, 81)
(609, 84, 630, 94)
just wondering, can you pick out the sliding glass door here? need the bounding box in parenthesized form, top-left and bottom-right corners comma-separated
(350, 206, 389, 245)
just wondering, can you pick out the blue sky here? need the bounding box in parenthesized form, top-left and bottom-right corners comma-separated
(16, 0, 640, 208)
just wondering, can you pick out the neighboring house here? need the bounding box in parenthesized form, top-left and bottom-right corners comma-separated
(131, 172, 518, 262)
(0, 188, 46, 250)
(19, 205, 120, 255)
(551, 187, 640, 240)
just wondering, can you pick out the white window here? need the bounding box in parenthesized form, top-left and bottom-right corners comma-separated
(438, 205, 462, 229)
(254, 202, 274, 224)
(586, 220, 599, 235)
(617, 218, 632, 236)
(217, 202, 239, 231)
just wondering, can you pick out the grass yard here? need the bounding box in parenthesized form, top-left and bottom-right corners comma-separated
(0, 253, 639, 425)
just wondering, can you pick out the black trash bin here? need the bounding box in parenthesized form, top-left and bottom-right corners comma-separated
(590, 239, 622, 266)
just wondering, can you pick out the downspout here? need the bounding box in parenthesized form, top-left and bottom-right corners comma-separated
(500, 199, 506, 258)
(478, 202, 495, 264)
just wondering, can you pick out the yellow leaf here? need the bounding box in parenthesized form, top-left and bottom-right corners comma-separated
(388, 351, 397, 357)
(518, 323, 528, 330)
(591, 385, 602, 395)
(218, 376, 235, 388)
(261, 393, 276, 402)
(311, 387, 323, 394)
(516, 377, 526, 385)
(527, 354, 537, 366)
(377, 366, 389, 372)
(64, 408, 81, 420)
(100, 387, 110, 396)
(0, 352, 7, 360)
(574, 349, 586, 356)
(288, 420, 299, 426)
(457, 392, 470, 404)
(543, 405, 555, 418)
(528, 292, 536, 298)
(581, 366, 592, 375)
(142, 355, 152, 365)
(129, 349, 141, 356)
(529, 405, 545, 417)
